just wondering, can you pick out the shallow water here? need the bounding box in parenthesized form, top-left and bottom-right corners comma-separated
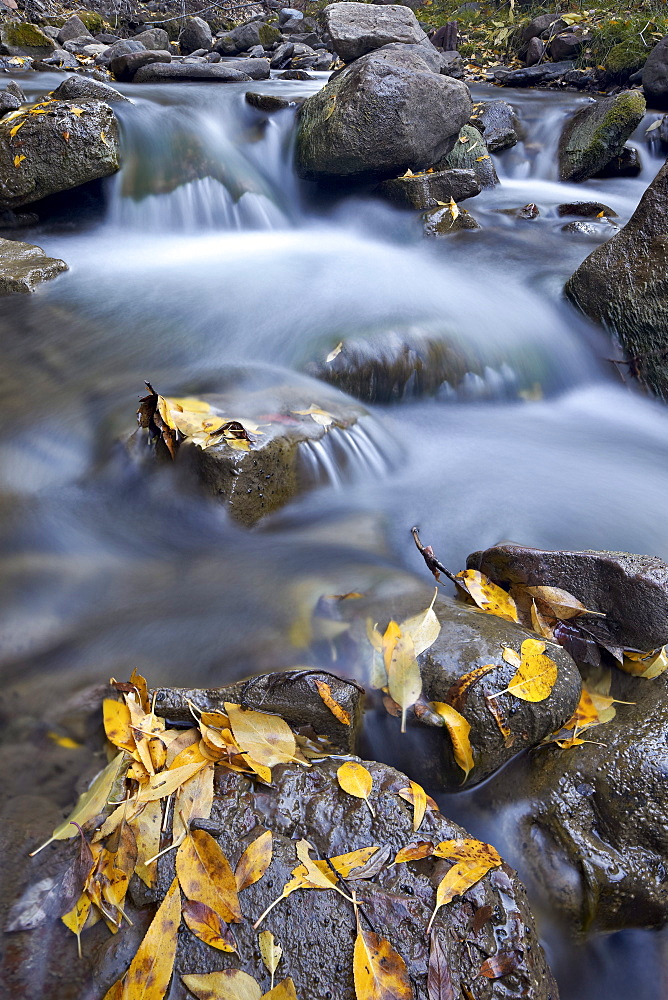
(1, 69, 667, 998)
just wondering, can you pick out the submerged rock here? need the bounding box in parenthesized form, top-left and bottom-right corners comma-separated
(558, 90, 646, 182)
(377, 167, 480, 208)
(594, 143, 642, 178)
(245, 92, 293, 112)
(467, 543, 668, 651)
(323, 0, 428, 62)
(295, 47, 471, 181)
(0, 237, 68, 294)
(0, 100, 120, 211)
(564, 159, 668, 400)
(483, 669, 668, 933)
(557, 201, 617, 217)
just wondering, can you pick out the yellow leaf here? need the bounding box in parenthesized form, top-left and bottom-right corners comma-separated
(401, 167, 414, 177)
(502, 638, 558, 702)
(353, 916, 412, 1000)
(394, 841, 434, 863)
(176, 829, 242, 923)
(523, 585, 602, 620)
(31, 752, 125, 855)
(337, 761, 374, 815)
(47, 731, 81, 749)
(13, 154, 25, 167)
(182, 899, 237, 952)
(235, 829, 273, 891)
(448, 197, 459, 221)
(619, 646, 668, 678)
(103, 698, 135, 753)
(366, 619, 388, 689)
(446, 663, 498, 712)
(172, 762, 215, 846)
(381, 619, 401, 675)
(130, 800, 162, 887)
(314, 680, 351, 725)
(431, 702, 474, 781)
(398, 780, 427, 832)
(427, 839, 502, 931)
(455, 570, 519, 623)
(387, 630, 422, 733)
(259, 930, 283, 991)
(136, 760, 208, 802)
(9, 120, 25, 137)
(399, 589, 441, 657)
(262, 977, 297, 1000)
(325, 342, 343, 363)
(501, 646, 521, 668)
(291, 404, 334, 427)
(100, 130, 108, 145)
(120, 876, 180, 1000)
(62, 893, 92, 958)
(225, 703, 298, 768)
(181, 970, 261, 1000)
(71, 107, 85, 116)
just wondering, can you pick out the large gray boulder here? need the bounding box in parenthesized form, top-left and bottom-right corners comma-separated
(643, 35, 668, 109)
(377, 167, 480, 208)
(111, 49, 172, 81)
(558, 90, 646, 182)
(56, 15, 94, 45)
(0, 237, 67, 294)
(565, 159, 668, 400)
(0, 100, 120, 211)
(131, 27, 170, 50)
(470, 99, 520, 151)
(296, 47, 471, 181)
(178, 16, 213, 54)
(323, 0, 427, 62)
(50, 75, 132, 104)
(132, 62, 253, 83)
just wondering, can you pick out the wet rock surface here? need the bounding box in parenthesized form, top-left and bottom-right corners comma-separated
(423, 204, 481, 234)
(50, 74, 132, 104)
(470, 99, 520, 152)
(295, 47, 471, 181)
(133, 62, 253, 83)
(558, 90, 646, 182)
(0, 237, 68, 294)
(0, 99, 120, 211)
(377, 167, 480, 208)
(643, 34, 668, 109)
(467, 543, 668, 651)
(438, 124, 498, 188)
(565, 158, 668, 400)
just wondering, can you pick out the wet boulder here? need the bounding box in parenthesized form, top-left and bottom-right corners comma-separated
(594, 143, 642, 178)
(643, 35, 668, 109)
(0, 101, 120, 211)
(178, 16, 213, 54)
(141, 757, 558, 1000)
(558, 90, 646, 182)
(549, 28, 591, 62)
(557, 201, 616, 217)
(131, 27, 170, 50)
(50, 75, 132, 105)
(133, 63, 253, 83)
(423, 204, 481, 234)
(343, 589, 581, 790)
(564, 159, 668, 400)
(482, 669, 668, 933)
(470, 99, 520, 152)
(111, 50, 172, 81)
(467, 543, 668, 651)
(245, 92, 293, 112)
(0, 90, 20, 118)
(437, 124, 498, 188)
(306, 328, 482, 402)
(0, 237, 68, 294)
(377, 167, 480, 208)
(296, 47, 471, 181)
(494, 60, 575, 87)
(323, 0, 428, 62)
(57, 15, 95, 45)
(0, 22, 56, 59)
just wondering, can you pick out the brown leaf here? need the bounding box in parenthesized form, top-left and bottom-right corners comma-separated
(446, 664, 497, 712)
(313, 680, 351, 725)
(176, 830, 242, 923)
(119, 876, 180, 999)
(181, 970, 262, 1000)
(182, 899, 238, 952)
(523, 585, 602, 621)
(479, 950, 521, 979)
(235, 830, 273, 891)
(483, 692, 513, 746)
(472, 903, 493, 934)
(428, 931, 456, 1000)
(225, 703, 298, 768)
(137, 382, 178, 460)
(344, 844, 392, 881)
(353, 915, 412, 1000)
(394, 841, 434, 863)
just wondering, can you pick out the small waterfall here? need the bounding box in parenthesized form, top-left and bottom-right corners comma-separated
(298, 421, 396, 490)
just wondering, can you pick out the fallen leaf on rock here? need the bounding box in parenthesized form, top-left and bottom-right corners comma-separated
(262, 978, 297, 1000)
(337, 761, 374, 815)
(182, 969, 262, 1000)
(114, 876, 180, 1000)
(455, 570, 519, 623)
(235, 830, 273, 891)
(176, 830, 242, 923)
(136, 760, 208, 802)
(387, 631, 423, 733)
(291, 404, 335, 427)
(130, 800, 162, 887)
(397, 780, 427, 831)
(484, 692, 513, 746)
(103, 698, 135, 753)
(399, 589, 441, 656)
(523, 586, 603, 620)
(226, 703, 299, 769)
(446, 664, 497, 712)
(259, 929, 283, 990)
(501, 647, 521, 668)
(494, 638, 558, 703)
(183, 899, 238, 952)
(325, 342, 342, 363)
(344, 844, 391, 881)
(428, 931, 456, 1000)
(172, 762, 215, 846)
(479, 949, 521, 979)
(394, 841, 435, 864)
(353, 912, 412, 1000)
(431, 702, 474, 781)
(13, 154, 25, 167)
(137, 382, 178, 460)
(313, 680, 351, 725)
(427, 839, 502, 931)
(472, 903, 493, 934)
(620, 646, 668, 679)
(447, 197, 459, 222)
(530, 600, 555, 640)
(62, 892, 92, 958)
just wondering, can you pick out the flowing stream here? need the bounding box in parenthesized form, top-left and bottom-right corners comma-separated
(2, 70, 668, 998)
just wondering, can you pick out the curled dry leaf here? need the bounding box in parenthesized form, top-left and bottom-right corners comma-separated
(235, 830, 273, 892)
(397, 780, 427, 832)
(446, 664, 497, 713)
(344, 844, 391, 881)
(455, 570, 519, 623)
(353, 912, 412, 1000)
(337, 761, 374, 815)
(313, 680, 351, 726)
(523, 585, 603, 621)
(182, 969, 262, 1000)
(431, 702, 474, 782)
(400, 589, 441, 657)
(182, 899, 238, 953)
(479, 949, 521, 979)
(176, 830, 242, 923)
(225, 703, 299, 769)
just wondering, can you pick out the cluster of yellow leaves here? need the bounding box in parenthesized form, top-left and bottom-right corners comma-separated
(542, 667, 634, 749)
(137, 383, 264, 459)
(619, 645, 668, 679)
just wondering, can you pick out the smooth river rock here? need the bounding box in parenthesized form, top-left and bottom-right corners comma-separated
(0, 237, 68, 294)
(323, 0, 428, 62)
(296, 47, 471, 181)
(377, 167, 480, 208)
(0, 100, 120, 210)
(558, 90, 646, 182)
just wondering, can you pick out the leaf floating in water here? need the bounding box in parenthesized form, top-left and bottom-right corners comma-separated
(387, 630, 422, 734)
(455, 570, 519, 623)
(431, 702, 474, 781)
(176, 829, 242, 923)
(259, 929, 283, 990)
(353, 910, 412, 1000)
(337, 761, 374, 815)
(182, 969, 262, 1000)
(182, 899, 238, 953)
(427, 839, 502, 931)
(313, 680, 351, 725)
(235, 829, 273, 892)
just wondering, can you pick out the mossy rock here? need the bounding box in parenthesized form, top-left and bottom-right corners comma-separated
(437, 123, 498, 188)
(77, 11, 106, 34)
(0, 22, 56, 56)
(258, 22, 282, 47)
(558, 89, 646, 183)
(605, 40, 646, 75)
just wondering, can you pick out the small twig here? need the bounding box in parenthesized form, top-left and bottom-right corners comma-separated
(411, 527, 458, 586)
